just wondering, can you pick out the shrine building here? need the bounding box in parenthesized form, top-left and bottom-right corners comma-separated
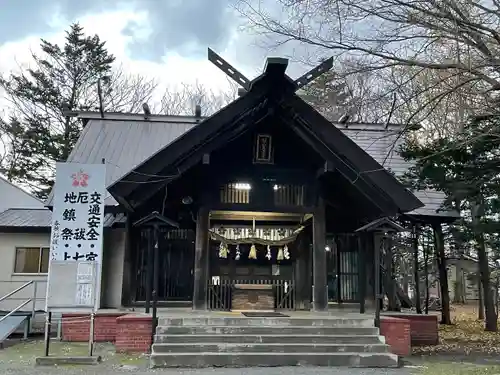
(38, 52, 456, 366)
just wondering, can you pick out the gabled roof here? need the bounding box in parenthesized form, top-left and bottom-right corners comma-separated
(342, 123, 460, 219)
(43, 116, 456, 220)
(43, 70, 458, 221)
(45, 116, 197, 207)
(108, 58, 423, 217)
(355, 217, 406, 233)
(0, 175, 45, 213)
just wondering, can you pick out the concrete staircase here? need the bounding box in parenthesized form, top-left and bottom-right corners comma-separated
(150, 315, 399, 368)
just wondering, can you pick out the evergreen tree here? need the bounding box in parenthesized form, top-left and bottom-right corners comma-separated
(0, 23, 115, 198)
(401, 116, 500, 331)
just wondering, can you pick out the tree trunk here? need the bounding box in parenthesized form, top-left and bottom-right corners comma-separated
(471, 201, 497, 331)
(454, 255, 466, 304)
(433, 223, 451, 325)
(478, 273, 485, 320)
(413, 224, 422, 314)
(450, 198, 465, 304)
(384, 236, 400, 311)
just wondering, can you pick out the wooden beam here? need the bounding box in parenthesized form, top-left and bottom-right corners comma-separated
(279, 110, 392, 215)
(316, 161, 335, 178)
(120, 214, 134, 306)
(358, 235, 366, 313)
(208, 48, 251, 90)
(264, 57, 289, 77)
(120, 99, 273, 209)
(108, 83, 271, 199)
(193, 206, 210, 310)
(294, 57, 334, 90)
(284, 95, 424, 214)
(294, 231, 311, 310)
(312, 196, 328, 311)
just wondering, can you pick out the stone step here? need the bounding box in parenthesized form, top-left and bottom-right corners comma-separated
(150, 352, 400, 368)
(156, 326, 379, 335)
(151, 343, 390, 354)
(157, 317, 374, 327)
(154, 334, 385, 344)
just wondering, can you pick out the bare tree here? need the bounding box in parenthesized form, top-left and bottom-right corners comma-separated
(156, 80, 239, 116)
(237, 0, 500, 125)
(90, 65, 158, 113)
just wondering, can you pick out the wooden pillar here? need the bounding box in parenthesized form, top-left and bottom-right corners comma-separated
(121, 214, 133, 306)
(366, 234, 375, 305)
(294, 232, 310, 310)
(336, 242, 341, 303)
(313, 198, 327, 311)
(193, 206, 210, 310)
(145, 228, 153, 313)
(358, 235, 366, 313)
(374, 234, 382, 327)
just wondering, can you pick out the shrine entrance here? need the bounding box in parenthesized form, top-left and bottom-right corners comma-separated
(326, 234, 360, 303)
(134, 228, 195, 304)
(206, 213, 303, 311)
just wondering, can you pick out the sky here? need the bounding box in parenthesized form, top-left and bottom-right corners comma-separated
(0, 0, 310, 102)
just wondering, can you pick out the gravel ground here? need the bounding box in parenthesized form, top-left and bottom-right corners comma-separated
(0, 366, 412, 375)
(0, 339, 415, 375)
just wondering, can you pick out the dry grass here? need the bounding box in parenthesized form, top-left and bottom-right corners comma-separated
(413, 304, 500, 355)
(416, 362, 500, 375)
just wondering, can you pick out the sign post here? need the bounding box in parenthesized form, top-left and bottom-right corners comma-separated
(44, 162, 106, 358)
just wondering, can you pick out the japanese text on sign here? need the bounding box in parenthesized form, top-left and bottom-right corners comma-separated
(49, 163, 106, 262)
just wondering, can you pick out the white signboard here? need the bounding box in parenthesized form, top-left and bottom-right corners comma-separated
(46, 162, 106, 311)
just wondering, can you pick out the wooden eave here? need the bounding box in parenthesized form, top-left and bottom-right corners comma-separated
(108, 60, 423, 216)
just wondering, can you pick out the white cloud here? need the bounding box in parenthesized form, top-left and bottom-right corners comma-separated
(0, 9, 238, 102)
(0, 7, 317, 116)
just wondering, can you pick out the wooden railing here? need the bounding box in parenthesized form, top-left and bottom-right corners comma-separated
(207, 278, 295, 311)
(220, 183, 251, 204)
(273, 184, 305, 206)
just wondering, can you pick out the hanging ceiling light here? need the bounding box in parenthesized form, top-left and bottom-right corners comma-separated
(181, 196, 193, 205)
(234, 183, 251, 190)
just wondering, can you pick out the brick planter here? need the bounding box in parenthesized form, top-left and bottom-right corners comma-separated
(385, 313, 438, 346)
(62, 313, 125, 342)
(380, 316, 411, 356)
(115, 314, 153, 353)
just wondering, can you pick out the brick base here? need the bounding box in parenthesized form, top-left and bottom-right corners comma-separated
(385, 314, 438, 346)
(62, 312, 153, 354)
(380, 316, 411, 356)
(62, 313, 125, 342)
(115, 314, 153, 353)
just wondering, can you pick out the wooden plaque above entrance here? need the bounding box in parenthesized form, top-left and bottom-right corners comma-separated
(254, 134, 273, 164)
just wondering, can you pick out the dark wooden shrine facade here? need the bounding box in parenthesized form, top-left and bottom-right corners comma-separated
(108, 57, 423, 312)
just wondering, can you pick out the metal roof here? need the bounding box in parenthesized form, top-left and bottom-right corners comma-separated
(0, 208, 126, 228)
(0, 208, 51, 227)
(341, 124, 459, 218)
(45, 113, 456, 219)
(45, 117, 197, 206)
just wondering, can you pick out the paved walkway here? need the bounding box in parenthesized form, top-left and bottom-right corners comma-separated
(0, 340, 414, 375)
(1, 366, 411, 375)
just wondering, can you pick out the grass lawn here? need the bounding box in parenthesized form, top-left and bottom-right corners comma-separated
(0, 340, 149, 368)
(414, 362, 500, 375)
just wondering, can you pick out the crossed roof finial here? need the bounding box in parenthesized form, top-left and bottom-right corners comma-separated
(207, 48, 334, 92)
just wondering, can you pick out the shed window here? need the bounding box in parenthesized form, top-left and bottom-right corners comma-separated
(14, 247, 49, 274)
